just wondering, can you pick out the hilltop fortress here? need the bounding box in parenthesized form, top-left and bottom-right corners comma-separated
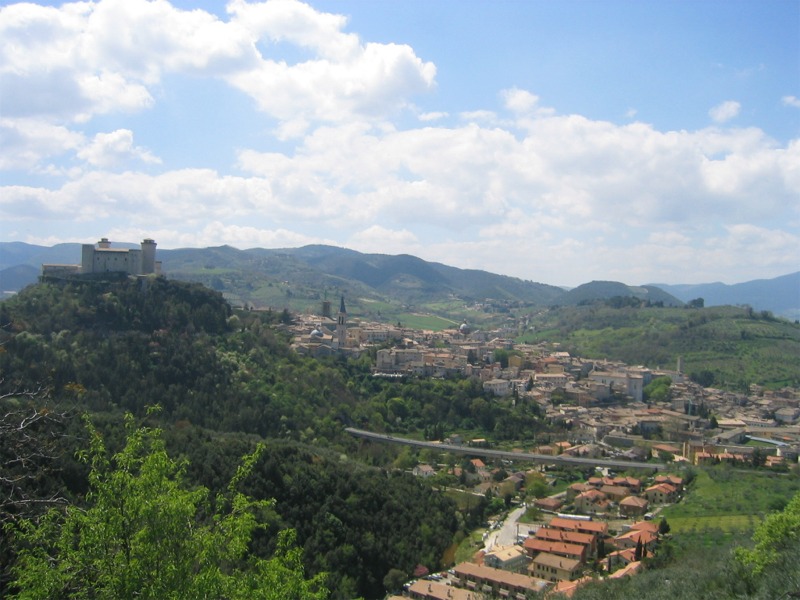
(42, 237, 161, 278)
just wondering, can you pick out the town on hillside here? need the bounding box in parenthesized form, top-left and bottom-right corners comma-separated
(286, 297, 799, 599)
(289, 296, 800, 470)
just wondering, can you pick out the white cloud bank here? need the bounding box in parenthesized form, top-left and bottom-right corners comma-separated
(0, 0, 798, 287)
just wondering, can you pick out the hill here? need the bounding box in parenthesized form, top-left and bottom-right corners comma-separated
(521, 304, 800, 389)
(1, 241, 796, 320)
(0, 277, 471, 598)
(163, 244, 566, 310)
(553, 280, 684, 307)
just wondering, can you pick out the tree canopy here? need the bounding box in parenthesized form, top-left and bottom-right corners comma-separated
(5, 413, 327, 600)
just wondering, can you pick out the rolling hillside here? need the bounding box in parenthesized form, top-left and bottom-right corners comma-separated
(2, 241, 796, 321)
(521, 304, 800, 389)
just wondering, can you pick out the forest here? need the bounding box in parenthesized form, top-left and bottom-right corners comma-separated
(0, 276, 538, 598)
(2, 276, 798, 599)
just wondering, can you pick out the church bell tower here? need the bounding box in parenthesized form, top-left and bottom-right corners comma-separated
(336, 296, 347, 350)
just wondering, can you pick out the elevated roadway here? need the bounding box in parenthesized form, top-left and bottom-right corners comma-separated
(345, 427, 666, 471)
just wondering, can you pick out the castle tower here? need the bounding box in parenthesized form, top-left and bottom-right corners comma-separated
(98, 237, 111, 249)
(140, 238, 157, 274)
(81, 243, 95, 273)
(336, 296, 347, 349)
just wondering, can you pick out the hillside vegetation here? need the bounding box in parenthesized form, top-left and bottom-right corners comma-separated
(520, 304, 800, 389)
(0, 277, 534, 598)
(2, 276, 799, 599)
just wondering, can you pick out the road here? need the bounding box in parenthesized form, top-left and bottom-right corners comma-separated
(484, 505, 527, 551)
(345, 427, 667, 471)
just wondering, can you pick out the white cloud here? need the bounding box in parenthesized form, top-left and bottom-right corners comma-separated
(418, 111, 448, 122)
(501, 88, 540, 114)
(782, 95, 800, 109)
(5, 105, 795, 280)
(0, 0, 436, 131)
(77, 130, 161, 168)
(459, 110, 498, 123)
(347, 225, 420, 255)
(709, 100, 741, 123)
(0, 118, 84, 170)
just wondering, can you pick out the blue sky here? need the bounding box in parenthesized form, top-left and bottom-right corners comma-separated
(1, 0, 798, 287)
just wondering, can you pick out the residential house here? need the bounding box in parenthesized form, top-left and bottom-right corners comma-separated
(608, 560, 643, 579)
(412, 464, 436, 478)
(551, 576, 593, 598)
(523, 538, 587, 563)
(619, 496, 649, 517)
(653, 475, 684, 490)
(565, 482, 593, 502)
(483, 545, 530, 573)
(407, 580, 483, 600)
(534, 527, 597, 558)
(599, 485, 630, 503)
(573, 489, 610, 515)
(644, 482, 678, 504)
(651, 443, 682, 459)
(613, 529, 658, 553)
(548, 517, 608, 541)
(534, 496, 565, 512)
(629, 521, 660, 536)
(484, 378, 512, 397)
(451, 562, 549, 600)
(616, 476, 642, 492)
(605, 547, 638, 573)
(529, 552, 583, 583)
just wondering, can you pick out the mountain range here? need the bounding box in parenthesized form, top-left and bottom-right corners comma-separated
(1, 241, 797, 319)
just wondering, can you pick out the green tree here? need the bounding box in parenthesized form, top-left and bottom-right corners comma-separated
(687, 297, 705, 308)
(492, 349, 509, 369)
(382, 568, 408, 594)
(643, 376, 671, 403)
(6, 413, 327, 600)
(735, 490, 800, 577)
(658, 517, 670, 536)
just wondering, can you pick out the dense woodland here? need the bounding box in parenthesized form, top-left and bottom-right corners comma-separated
(1, 276, 798, 599)
(0, 277, 519, 598)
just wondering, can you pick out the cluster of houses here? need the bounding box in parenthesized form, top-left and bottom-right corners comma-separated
(391, 460, 686, 599)
(558, 474, 684, 518)
(391, 513, 668, 600)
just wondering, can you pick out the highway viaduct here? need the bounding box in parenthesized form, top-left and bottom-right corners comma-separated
(345, 428, 667, 472)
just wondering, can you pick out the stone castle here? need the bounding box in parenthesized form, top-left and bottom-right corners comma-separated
(42, 237, 161, 278)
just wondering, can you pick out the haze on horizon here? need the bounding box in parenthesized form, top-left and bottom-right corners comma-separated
(1, 0, 798, 288)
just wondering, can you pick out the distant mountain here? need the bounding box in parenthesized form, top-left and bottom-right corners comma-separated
(652, 272, 800, 320)
(277, 244, 562, 304)
(1, 241, 797, 319)
(0, 264, 39, 293)
(0, 242, 84, 295)
(553, 280, 684, 307)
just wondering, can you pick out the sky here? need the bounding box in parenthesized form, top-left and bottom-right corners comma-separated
(1, 0, 798, 287)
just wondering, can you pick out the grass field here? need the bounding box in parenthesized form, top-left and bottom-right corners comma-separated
(660, 467, 800, 548)
(398, 313, 459, 331)
(666, 514, 757, 534)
